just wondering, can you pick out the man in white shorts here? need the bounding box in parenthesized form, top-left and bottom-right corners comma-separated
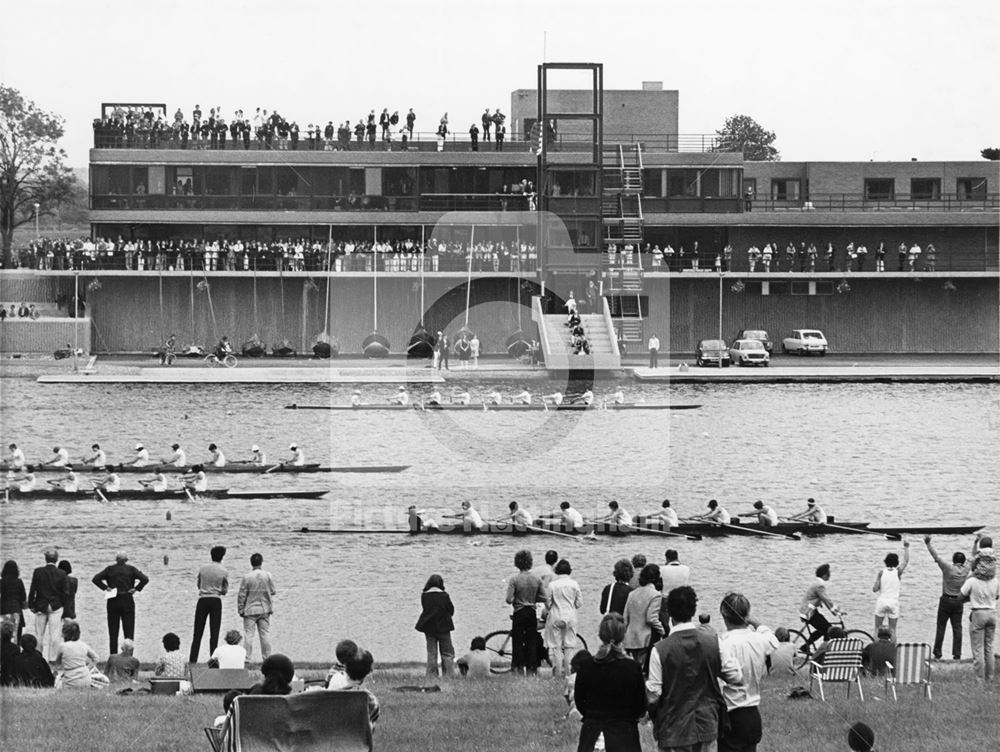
(872, 540, 910, 637)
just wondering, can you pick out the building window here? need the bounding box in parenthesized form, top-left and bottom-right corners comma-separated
(864, 179, 895, 200)
(770, 179, 800, 201)
(957, 178, 987, 200)
(910, 178, 941, 200)
(790, 281, 811, 296)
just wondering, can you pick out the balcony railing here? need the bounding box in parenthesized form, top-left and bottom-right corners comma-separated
(748, 193, 999, 212)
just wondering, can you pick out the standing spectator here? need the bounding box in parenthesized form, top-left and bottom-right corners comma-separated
(825, 242, 835, 271)
(505, 550, 545, 675)
(1, 560, 27, 641)
(960, 534, 997, 682)
(647, 586, 743, 752)
(104, 638, 140, 683)
(875, 241, 886, 272)
(744, 183, 754, 211)
(53, 620, 99, 689)
(599, 559, 634, 616)
(856, 242, 867, 271)
(573, 613, 646, 752)
(925, 243, 937, 271)
(469, 123, 479, 151)
(897, 241, 908, 271)
(717, 593, 778, 752)
(923, 535, 968, 660)
(545, 559, 583, 678)
(91, 552, 149, 655)
(470, 333, 480, 368)
(57, 560, 78, 624)
(647, 333, 660, 368)
(481, 108, 492, 142)
(27, 547, 68, 660)
(406, 108, 416, 139)
(622, 563, 663, 672)
(658, 550, 691, 634)
(872, 541, 910, 638)
(495, 121, 505, 151)
(191, 546, 229, 663)
(237, 552, 276, 662)
(415, 574, 455, 677)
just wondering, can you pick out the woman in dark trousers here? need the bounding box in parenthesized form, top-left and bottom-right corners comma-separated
(1, 560, 28, 641)
(57, 561, 78, 623)
(574, 613, 647, 752)
(415, 574, 455, 677)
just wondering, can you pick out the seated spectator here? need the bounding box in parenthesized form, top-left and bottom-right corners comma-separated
(767, 627, 797, 677)
(54, 620, 100, 689)
(810, 626, 848, 666)
(343, 650, 380, 730)
(210, 630, 247, 669)
(104, 639, 140, 683)
(861, 627, 896, 677)
(214, 688, 241, 728)
(456, 636, 492, 678)
(326, 638, 360, 689)
(1, 621, 17, 686)
(249, 653, 296, 695)
(14, 633, 55, 687)
(154, 632, 186, 678)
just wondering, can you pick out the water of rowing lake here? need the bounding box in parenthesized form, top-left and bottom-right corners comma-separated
(1, 376, 997, 663)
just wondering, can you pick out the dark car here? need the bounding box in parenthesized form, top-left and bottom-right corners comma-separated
(695, 339, 731, 367)
(734, 329, 773, 353)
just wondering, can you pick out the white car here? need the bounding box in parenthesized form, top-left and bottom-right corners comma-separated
(729, 339, 770, 366)
(782, 329, 828, 356)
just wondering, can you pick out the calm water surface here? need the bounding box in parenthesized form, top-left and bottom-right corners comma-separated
(1, 377, 997, 662)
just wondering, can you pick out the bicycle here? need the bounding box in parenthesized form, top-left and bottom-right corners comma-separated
(788, 610, 873, 670)
(484, 627, 589, 674)
(204, 351, 238, 368)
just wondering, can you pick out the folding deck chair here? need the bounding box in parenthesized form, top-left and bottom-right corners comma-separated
(809, 637, 864, 701)
(885, 642, 933, 700)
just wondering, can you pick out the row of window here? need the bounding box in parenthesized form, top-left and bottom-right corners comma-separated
(745, 177, 990, 202)
(610, 282, 837, 316)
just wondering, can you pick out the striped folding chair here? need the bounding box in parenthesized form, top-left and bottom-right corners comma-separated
(809, 637, 864, 701)
(885, 642, 933, 701)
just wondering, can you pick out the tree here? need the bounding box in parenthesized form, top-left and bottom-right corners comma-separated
(715, 114, 780, 161)
(982, 147, 1000, 160)
(0, 85, 76, 266)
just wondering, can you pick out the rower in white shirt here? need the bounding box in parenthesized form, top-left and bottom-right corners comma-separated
(610, 388, 625, 405)
(575, 389, 595, 406)
(542, 391, 564, 406)
(445, 500, 484, 530)
(82, 443, 107, 468)
(487, 389, 503, 405)
(94, 471, 121, 493)
(504, 501, 534, 528)
(350, 390, 363, 407)
(207, 443, 227, 467)
(139, 471, 168, 493)
(126, 443, 150, 467)
(644, 499, 680, 528)
(748, 500, 779, 527)
(788, 497, 827, 525)
(692, 499, 731, 525)
(425, 390, 443, 406)
(47, 467, 78, 493)
(514, 390, 532, 405)
(452, 389, 471, 406)
(182, 464, 208, 494)
(284, 444, 306, 466)
(6, 443, 26, 470)
(539, 501, 585, 531)
(390, 386, 410, 405)
(594, 500, 633, 528)
(15, 471, 37, 492)
(43, 446, 70, 467)
(163, 444, 187, 467)
(247, 445, 266, 466)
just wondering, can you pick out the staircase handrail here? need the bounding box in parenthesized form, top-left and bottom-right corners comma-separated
(602, 296, 622, 360)
(532, 295, 553, 359)
(635, 142, 644, 171)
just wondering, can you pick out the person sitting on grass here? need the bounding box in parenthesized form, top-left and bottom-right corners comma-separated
(767, 627, 797, 677)
(343, 650, 380, 731)
(326, 638, 360, 689)
(104, 638, 140, 683)
(154, 632, 186, 678)
(456, 636, 492, 678)
(1, 621, 17, 686)
(210, 629, 247, 669)
(862, 628, 896, 677)
(13, 633, 54, 687)
(249, 653, 295, 694)
(54, 620, 100, 689)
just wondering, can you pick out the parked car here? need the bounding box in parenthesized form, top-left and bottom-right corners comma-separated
(695, 339, 731, 367)
(729, 339, 770, 366)
(733, 329, 773, 353)
(782, 329, 829, 355)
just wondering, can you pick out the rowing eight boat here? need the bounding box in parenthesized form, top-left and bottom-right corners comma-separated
(285, 403, 702, 411)
(3, 488, 330, 500)
(1, 463, 409, 475)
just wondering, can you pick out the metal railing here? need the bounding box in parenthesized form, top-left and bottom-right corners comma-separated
(747, 193, 999, 212)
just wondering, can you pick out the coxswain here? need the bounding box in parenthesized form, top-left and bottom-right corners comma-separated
(747, 500, 779, 527)
(542, 391, 564, 406)
(47, 466, 78, 493)
(207, 443, 227, 467)
(182, 464, 208, 494)
(284, 444, 306, 466)
(594, 500, 633, 528)
(407, 505, 438, 532)
(6, 443, 26, 470)
(125, 443, 150, 467)
(452, 388, 471, 406)
(447, 500, 484, 530)
(163, 443, 187, 467)
(350, 390, 363, 407)
(514, 389, 532, 405)
(390, 385, 410, 406)
(82, 443, 107, 468)
(692, 499, 731, 525)
(42, 446, 70, 468)
(644, 499, 680, 528)
(94, 470, 121, 494)
(504, 501, 534, 528)
(139, 471, 168, 493)
(789, 497, 827, 525)
(487, 389, 503, 405)
(248, 445, 266, 466)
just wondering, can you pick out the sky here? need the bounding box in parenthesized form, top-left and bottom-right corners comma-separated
(2, 0, 998, 166)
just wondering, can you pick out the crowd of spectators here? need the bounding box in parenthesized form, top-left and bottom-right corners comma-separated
(93, 104, 509, 152)
(14, 238, 538, 274)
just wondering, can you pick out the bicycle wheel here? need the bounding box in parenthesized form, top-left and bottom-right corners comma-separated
(788, 629, 811, 670)
(484, 630, 513, 674)
(222, 354, 238, 368)
(845, 629, 874, 647)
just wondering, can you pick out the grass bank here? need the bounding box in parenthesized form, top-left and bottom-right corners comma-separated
(1, 666, 996, 751)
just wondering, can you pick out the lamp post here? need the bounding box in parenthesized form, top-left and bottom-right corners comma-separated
(34, 203, 40, 238)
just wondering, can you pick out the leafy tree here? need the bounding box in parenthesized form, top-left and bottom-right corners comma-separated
(715, 114, 780, 161)
(982, 147, 1000, 160)
(0, 85, 76, 266)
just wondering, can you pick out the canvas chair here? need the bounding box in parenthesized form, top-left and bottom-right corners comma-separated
(190, 667, 254, 693)
(809, 637, 864, 701)
(885, 642, 933, 701)
(220, 690, 373, 752)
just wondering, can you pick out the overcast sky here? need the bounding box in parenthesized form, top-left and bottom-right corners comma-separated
(2, 0, 997, 166)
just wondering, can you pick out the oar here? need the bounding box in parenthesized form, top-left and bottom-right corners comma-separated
(264, 463, 284, 474)
(183, 487, 197, 502)
(788, 518, 901, 541)
(524, 523, 589, 543)
(90, 482, 109, 503)
(688, 517, 800, 541)
(630, 525, 702, 542)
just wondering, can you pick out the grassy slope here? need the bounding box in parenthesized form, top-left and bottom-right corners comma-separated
(1, 668, 996, 752)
